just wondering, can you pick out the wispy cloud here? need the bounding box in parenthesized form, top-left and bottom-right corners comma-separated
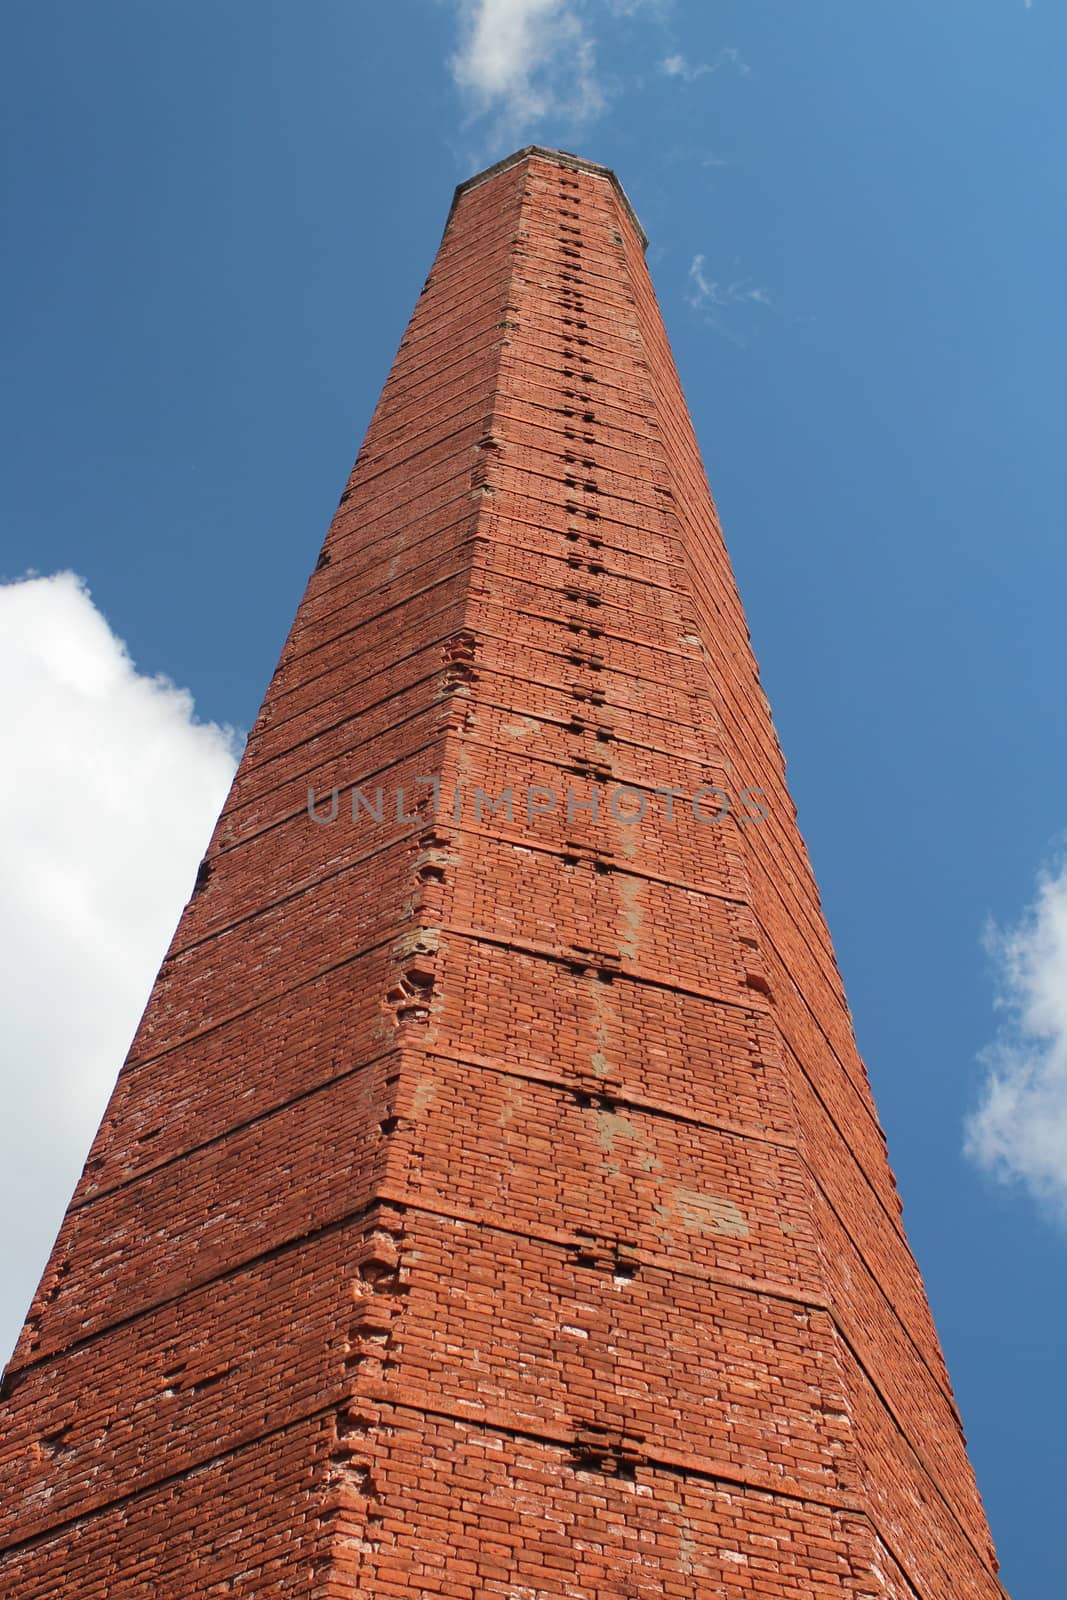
(966, 854, 1067, 1222)
(660, 47, 750, 82)
(686, 253, 771, 344)
(0, 572, 239, 1365)
(661, 144, 733, 171)
(449, 0, 606, 137)
(603, 0, 669, 15)
(687, 256, 770, 308)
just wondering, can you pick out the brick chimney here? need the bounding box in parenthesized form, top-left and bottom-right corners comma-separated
(0, 146, 1005, 1600)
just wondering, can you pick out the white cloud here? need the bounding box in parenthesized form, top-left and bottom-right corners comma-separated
(661, 51, 705, 80)
(660, 47, 749, 82)
(687, 254, 771, 312)
(661, 144, 732, 171)
(686, 253, 772, 345)
(0, 573, 240, 1366)
(603, 0, 668, 15)
(966, 856, 1067, 1220)
(449, 0, 606, 136)
(446, 2, 744, 142)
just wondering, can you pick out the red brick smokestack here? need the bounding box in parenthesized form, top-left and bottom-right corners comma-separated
(0, 147, 1004, 1599)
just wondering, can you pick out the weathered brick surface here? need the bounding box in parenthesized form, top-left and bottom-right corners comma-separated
(0, 147, 1003, 1597)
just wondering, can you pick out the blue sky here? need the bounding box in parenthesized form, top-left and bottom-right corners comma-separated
(1, 2, 1064, 1593)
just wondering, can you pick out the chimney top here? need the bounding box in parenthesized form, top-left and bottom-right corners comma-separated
(448, 146, 648, 252)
